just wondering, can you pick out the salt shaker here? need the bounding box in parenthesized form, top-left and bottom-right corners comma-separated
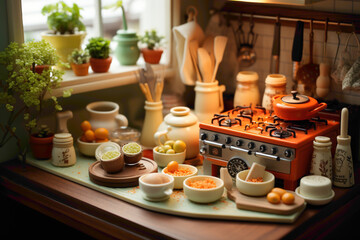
(310, 136, 332, 180)
(51, 133, 76, 167)
(333, 108, 354, 187)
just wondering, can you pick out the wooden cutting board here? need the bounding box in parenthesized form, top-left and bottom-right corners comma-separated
(227, 188, 305, 215)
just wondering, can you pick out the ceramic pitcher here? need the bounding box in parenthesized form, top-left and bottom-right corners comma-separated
(155, 106, 199, 159)
(86, 101, 128, 131)
(194, 80, 225, 122)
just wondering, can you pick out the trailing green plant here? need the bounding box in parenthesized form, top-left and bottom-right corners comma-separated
(68, 49, 90, 64)
(41, 1, 86, 34)
(35, 125, 53, 138)
(139, 29, 164, 50)
(86, 37, 111, 59)
(0, 39, 70, 162)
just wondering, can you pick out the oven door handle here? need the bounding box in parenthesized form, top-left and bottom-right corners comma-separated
(254, 152, 280, 161)
(229, 146, 250, 154)
(202, 140, 225, 148)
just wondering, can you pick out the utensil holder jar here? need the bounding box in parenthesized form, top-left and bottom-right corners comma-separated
(194, 80, 225, 122)
(140, 101, 163, 148)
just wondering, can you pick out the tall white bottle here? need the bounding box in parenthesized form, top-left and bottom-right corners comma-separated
(333, 108, 354, 187)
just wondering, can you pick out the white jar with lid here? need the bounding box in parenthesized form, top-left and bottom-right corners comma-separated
(233, 71, 260, 107)
(310, 136, 332, 180)
(51, 133, 76, 167)
(262, 74, 287, 111)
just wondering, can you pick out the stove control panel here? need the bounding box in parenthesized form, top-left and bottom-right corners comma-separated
(200, 129, 295, 175)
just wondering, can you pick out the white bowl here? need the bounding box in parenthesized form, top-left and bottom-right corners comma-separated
(183, 175, 224, 203)
(77, 138, 103, 157)
(236, 169, 275, 196)
(295, 187, 335, 205)
(95, 142, 121, 161)
(153, 147, 186, 167)
(139, 173, 174, 201)
(162, 164, 198, 189)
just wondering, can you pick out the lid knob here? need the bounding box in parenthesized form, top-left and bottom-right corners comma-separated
(291, 90, 300, 100)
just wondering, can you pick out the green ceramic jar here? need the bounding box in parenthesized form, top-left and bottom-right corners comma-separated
(113, 30, 140, 65)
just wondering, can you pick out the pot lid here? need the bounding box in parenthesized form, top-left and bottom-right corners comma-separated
(281, 91, 309, 104)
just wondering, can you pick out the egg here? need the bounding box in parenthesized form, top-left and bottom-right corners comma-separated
(142, 173, 170, 184)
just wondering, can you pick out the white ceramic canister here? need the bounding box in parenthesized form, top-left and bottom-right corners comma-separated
(262, 74, 287, 111)
(86, 101, 128, 131)
(155, 106, 199, 159)
(310, 136, 333, 180)
(140, 101, 163, 148)
(51, 133, 76, 167)
(234, 71, 260, 108)
(194, 80, 226, 122)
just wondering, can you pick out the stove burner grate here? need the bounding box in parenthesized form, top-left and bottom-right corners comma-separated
(268, 127, 296, 138)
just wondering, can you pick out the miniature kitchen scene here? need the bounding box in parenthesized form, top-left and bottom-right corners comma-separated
(1, 0, 360, 239)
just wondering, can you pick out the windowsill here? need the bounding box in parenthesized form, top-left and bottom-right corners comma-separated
(46, 57, 175, 99)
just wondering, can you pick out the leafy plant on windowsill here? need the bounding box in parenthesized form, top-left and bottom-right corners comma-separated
(41, 0, 86, 34)
(68, 49, 90, 64)
(139, 29, 164, 50)
(0, 39, 71, 163)
(86, 37, 111, 59)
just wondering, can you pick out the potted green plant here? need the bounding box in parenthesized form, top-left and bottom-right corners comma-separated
(106, 1, 140, 65)
(41, 1, 86, 66)
(0, 40, 70, 162)
(29, 125, 54, 159)
(86, 37, 112, 73)
(68, 49, 90, 76)
(139, 29, 164, 64)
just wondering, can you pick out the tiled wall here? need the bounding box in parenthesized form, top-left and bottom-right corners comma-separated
(209, 0, 360, 105)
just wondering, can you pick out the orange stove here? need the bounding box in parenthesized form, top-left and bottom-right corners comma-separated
(199, 105, 339, 190)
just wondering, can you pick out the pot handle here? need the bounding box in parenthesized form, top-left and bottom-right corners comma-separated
(308, 102, 327, 116)
(154, 126, 171, 146)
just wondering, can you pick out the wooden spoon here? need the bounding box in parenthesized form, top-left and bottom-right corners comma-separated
(189, 40, 202, 82)
(197, 47, 213, 83)
(202, 35, 215, 72)
(211, 36, 228, 83)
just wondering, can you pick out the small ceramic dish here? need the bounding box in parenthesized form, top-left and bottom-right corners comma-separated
(95, 142, 121, 161)
(139, 173, 174, 201)
(162, 164, 198, 189)
(183, 175, 224, 203)
(122, 142, 143, 165)
(99, 150, 124, 173)
(295, 175, 335, 205)
(77, 138, 103, 157)
(153, 147, 186, 167)
(236, 169, 275, 196)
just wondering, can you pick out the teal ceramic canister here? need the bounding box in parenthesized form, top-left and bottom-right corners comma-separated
(113, 29, 140, 65)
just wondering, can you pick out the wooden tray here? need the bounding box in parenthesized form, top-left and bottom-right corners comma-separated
(227, 188, 305, 215)
(89, 158, 158, 187)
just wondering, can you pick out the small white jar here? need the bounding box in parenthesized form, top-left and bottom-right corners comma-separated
(51, 133, 76, 167)
(262, 74, 287, 111)
(234, 71, 260, 107)
(310, 136, 332, 180)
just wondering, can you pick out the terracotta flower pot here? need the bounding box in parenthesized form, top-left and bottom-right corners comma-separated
(71, 62, 90, 76)
(142, 48, 163, 64)
(90, 57, 112, 73)
(31, 65, 50, 74)
(29, 133, 54, 160)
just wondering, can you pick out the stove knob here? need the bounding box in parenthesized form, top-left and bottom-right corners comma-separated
(200, 133, 208, 140)
(270, 147, 278, 154)
(211, 134, 219, 141)
(200, 147, 206, 155)
(225, 137, 232, 144)
(236, 140, 243, 146)
(248, 142, 255, 149)
(284, 149, 292, 158)
(259, 145, 266, 152)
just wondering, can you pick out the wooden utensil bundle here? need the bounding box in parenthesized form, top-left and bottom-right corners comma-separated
(137, 63, 164, 102)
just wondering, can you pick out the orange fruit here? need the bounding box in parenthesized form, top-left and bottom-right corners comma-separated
(267, 192, 281, 204)
(167, 161, 179, 172)
(282, 192, 295, 205)
(81, 120, 92, 132)
(95, 138, 109, 143)
(84, 129, 95, 142)
(94, 128, 109, 140)
(271, 188, 287, 198)
(79, 135, 87, 142)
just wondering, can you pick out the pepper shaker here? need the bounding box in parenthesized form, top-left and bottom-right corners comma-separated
(310, 136, 332, 180)
(333, 108, 354, 187)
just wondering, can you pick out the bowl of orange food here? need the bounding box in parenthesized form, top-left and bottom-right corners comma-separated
(77, 121, 110, 157)
(162, 162, 198, 189)
(236, 169, 275, 196)
(183, 175, 224, 203)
